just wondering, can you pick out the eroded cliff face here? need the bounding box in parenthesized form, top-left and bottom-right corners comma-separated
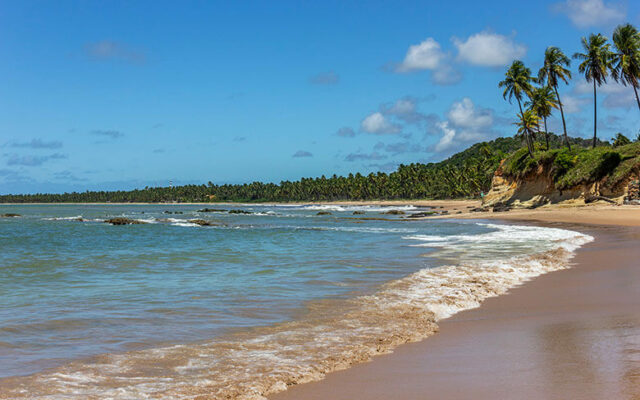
(482, 160, 636, 208)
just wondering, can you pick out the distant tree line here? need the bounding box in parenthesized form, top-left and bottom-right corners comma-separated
(0, 136, 600, 203)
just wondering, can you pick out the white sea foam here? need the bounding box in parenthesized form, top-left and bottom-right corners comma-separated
(301, 204, 419, 212)
(42, 215, 83, 221)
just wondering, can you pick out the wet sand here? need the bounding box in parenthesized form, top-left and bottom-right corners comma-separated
(271, 221, 640, 400)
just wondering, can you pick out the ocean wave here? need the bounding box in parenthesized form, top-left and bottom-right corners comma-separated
(0, 225, 593, 400)
(301, 205, 419, 212)
(42, 215, 83, 221)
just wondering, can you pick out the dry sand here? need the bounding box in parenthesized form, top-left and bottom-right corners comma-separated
(270, 205, 640, 400)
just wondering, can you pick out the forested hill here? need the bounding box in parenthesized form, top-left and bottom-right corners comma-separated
(0, 135, 600, 203)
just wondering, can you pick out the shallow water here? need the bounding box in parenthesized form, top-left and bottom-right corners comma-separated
(0, 204, 592, 399)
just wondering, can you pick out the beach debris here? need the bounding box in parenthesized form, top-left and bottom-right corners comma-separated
(1, 213, 21, 218)
(316, 211, 332, 215)
(381, 210, 405, 215)
(104, 217, 147, 225)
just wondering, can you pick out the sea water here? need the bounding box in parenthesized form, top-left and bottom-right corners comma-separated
(0, 204, 592, 399)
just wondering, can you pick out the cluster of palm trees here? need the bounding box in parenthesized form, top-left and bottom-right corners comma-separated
(500, 23, 640, 155)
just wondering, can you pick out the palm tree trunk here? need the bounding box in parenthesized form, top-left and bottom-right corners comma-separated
(516, 98, 533, 156)
(553, 84, 571, 150)
(544, 116, 549, 150)
(633, 84, 640, 111)
(593, 80, 597, 149)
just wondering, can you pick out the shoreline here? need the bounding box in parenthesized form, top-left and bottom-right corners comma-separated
(270, 213, 640, 400)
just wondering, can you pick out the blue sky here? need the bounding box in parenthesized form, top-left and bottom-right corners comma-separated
(2, 0, 640, 194)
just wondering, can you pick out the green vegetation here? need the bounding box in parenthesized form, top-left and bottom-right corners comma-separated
(502, 141, 640, 190)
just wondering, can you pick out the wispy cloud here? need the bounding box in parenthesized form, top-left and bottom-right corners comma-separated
(344, 152, 387, 162)
(8, 138, 63, 149)
(336, 127, 356, 137)
(309, 71, 340, 85)
(6, 153, 67, 167)
(292, 150, 313, 158)
(84, 40, 146, 64)
(53, 170, 87, 182)
(91, 129, 124, 139)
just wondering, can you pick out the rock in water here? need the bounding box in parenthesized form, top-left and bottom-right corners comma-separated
(381, 210, 405, 215)
(316, 211, 332, 215)
(188, 219, 218, 226)
(1, 213, 21, 218)
(105, 218, 147, 225)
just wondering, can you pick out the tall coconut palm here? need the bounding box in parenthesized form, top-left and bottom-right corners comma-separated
(499, 60, 534, 154)
(526, 86, 558, 150)
(499, 60, 534, 117)
(574, 33, 614, 148)
(514, 109, 540, 156)
(611, 23, 640, 110)
(538, 47, 572, 150)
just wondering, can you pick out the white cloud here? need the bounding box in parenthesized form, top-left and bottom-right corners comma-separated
(433, 98, 496, 152)
(574, 79, 627, 95)
(453, 31, 527, 67)
(446, 97, 493, 129)
(396, 38, 445, 72)
(562, 95, 590, 113)
(435, 121, 456, 152)
(554, 0, 625, 28)
(361, 112, 401, 134)
(395, 38, 462, 85)
(572, 79, 636, 109)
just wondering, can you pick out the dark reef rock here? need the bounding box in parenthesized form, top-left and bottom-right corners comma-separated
(197, 208, 227, 213)
(316, 211, 332, 215)
(405, 211, 438, 218)
(1, 213, 21, 218)
(381, 210, 405, 215)
(228, 209, 252, 214)
(188, 219, 218, 226)
(491, 202, 512, 212)
(105, 218, 147, 225)
(163, 210, 184, 214)
(352, 211, 366, 215)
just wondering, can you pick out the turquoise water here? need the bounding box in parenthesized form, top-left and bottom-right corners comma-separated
(0, 204, 592, 398)
(0, 204, 483, 377)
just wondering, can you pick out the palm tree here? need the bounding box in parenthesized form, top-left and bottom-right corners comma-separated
(574, 33, 614, 148)
(611, 23, 640, 110)
(514, 109, 540, 156)
(538, 47, 572, 150)
(526, 86, 558, 150)
(499, 60, 534, 117)
(499, 60, 534, 154)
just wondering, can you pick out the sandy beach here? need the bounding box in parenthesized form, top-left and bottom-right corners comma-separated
(271, 204, 640, 400)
